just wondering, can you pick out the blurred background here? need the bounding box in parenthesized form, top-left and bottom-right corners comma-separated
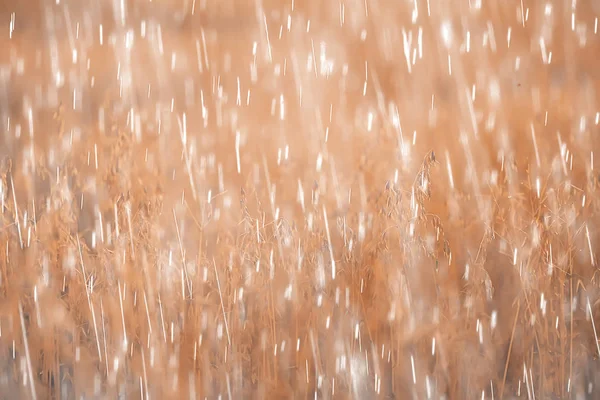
(0, 0, 599, 398)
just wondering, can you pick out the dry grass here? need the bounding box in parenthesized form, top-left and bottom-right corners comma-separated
(0, 0, 600, 399)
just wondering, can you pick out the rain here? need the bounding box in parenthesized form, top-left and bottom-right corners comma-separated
(0, 0, 599, 398)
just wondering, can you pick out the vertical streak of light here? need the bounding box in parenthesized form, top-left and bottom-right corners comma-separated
(586, 224, 595, 265)
(11, 176, 23, 248)
(402, 29, 412, 73)
(588, 298, 600, 358)
(235, 130, 242, 174)
(530, 123, 541, 167)
(213, 259, 231, 346)
(19, 301, 37, 400)
(195, 39, 204, 73)
(263, 13, 273, 62)
(520, 0, 525, 27)
(323, 205, 336, 280)
(118, 281, 128, 348)
(465, 87, 478, 137)
(200, 28, 209, 68)
(445, 150, 455, 189)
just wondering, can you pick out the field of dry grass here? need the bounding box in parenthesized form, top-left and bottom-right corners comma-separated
(1, 0, 600, 398)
